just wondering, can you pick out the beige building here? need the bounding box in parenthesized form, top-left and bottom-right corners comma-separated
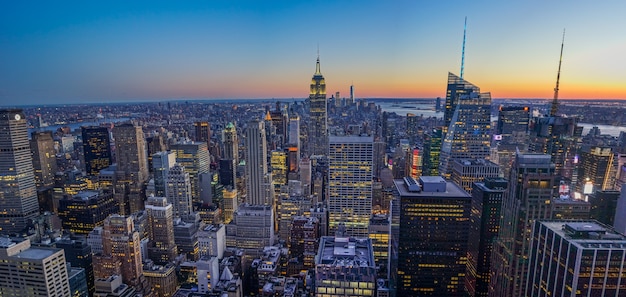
(0, 238, 70, 297)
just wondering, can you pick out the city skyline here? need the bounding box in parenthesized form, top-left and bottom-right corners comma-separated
(1, 1, 625, 105)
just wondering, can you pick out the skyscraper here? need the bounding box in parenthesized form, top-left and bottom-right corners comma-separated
(439, 73, 491, 178)
(328, 136, 373, 237)
(496, 106, 530, 146)
(393, 176, 472, 296)
(170, 141, 211, 203)
(490, 153, 556, 297)
(99, 214, 146, 290)
(577, 146, 614, 193)
(526, 220, 626, 296)
(144, 196, 177, 264)
(152, 151, 176, 197)
(450, 158, 500, 194)
(222, 122, 238, 163)
(194, 121, 211, 143)
(308, 56, 328, 156)
(0, 109, 39, 234)
(166, 163, 193, 218)
(244, 120, 272, 205)
(466, 178, 508, 297)
(57, 190, 119, 235)
(30, 131, 58, 188)
(82, 126, 112, 177)
(113, 123, 148, 214)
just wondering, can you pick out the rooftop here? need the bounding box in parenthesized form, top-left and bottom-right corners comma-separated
(317, 236, 374, 268)
(539, 220, 626, 249)
(394, 178, 469, 198)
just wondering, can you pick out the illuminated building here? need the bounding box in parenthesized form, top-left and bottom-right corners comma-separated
(289, 216, 319, 271)
(439, 73, 491, 178)
(222, 187, 238, 224)
(170, 141, 210, 204)
(0, 109, 39, 234)
(287, 144, 299, 176)
(393, 176, 471, 296)
(278, 194, 312, 240)
(0, 238, 70, 297)
(271, 150, 287, 186)
(368, 214, 390, 278)
(152, 151, 176, 197)
(525, 220, 626, 296)
(288, 115, 301, 153)
(82, 126, 112, 177)
(577, 146, 614, 193)
(55, 238, 95, 296)
(406, 147, 423, 179)
(145, 196, 177, 265)
(146, 133, 167, 174)
(314, 233, 376, 296)
(328, 136, 373, 237)
(198, 224, 225, 259)
(496, 106, 530, 146)
(194, 121, 212, 143)
(67, 264, 89, 297)
(530, 116, 581, 179)
(166, 163, 193, 218)
(423, 128, 442, 176)
(450, 158, 500, 194)
(465, 178, 507, 297)
(307, 56, 328, 156)
(225, 204, 274, 259)
(113, 123, 149, 215)
(406, 113, 419, 145)
(173, 215, 200, 261)
(143, 262, 178, 297)
(244, 120, 272, 206)
(98, 214, 146, 291)
(58, 190, 119, 235)
(490, 153, 556, 297)
(222, 122, 238, 164)
(30, 131, 58, 187)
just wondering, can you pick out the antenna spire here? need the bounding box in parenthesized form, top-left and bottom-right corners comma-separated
(460, 17, 467, 79)
(315, 45, 321, 74)
(550, 29, 565, 117)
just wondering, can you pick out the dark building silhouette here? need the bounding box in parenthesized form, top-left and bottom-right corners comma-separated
(81, 126, 112, 176)
(58, 190, 119, 235)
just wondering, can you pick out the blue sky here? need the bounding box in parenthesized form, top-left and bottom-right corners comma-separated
(1, 1, 625, 105)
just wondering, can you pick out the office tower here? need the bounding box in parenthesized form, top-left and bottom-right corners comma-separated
(270, 102, 289, 147)
(314, 234, 376, 296)
(194, 121, 211, 143)
(56, 239, 95, 297)
(436, 96, 441, 111)
(405, 147, 423, 179)
(328, 136, 374, 237)
(278, 194, 312, 240)
(198, 224, 225, 259)
(146, 133, 167, 173)
(577, 146, 614, 193)
(143, 263, 178, 297)
(170, 141, 211, 203)
(94, 275, 136, 296)
(245, 120, 272, 205)
(0, 109, 39, 234)
(99, 214, 146, 290)
(58, 190, 119, 235)
(393, 176, 472, 296)
(450, 159, 500, 194)
(152, 151, 176, 197)
(530, 116, 581, 179)
(165, 163, 193, 218)
(219, 158, 236, 188)
(173, 216, 200, 261)
(287, 144, 299, 176)
(308, 56, 328, 156)
(0, 238, 70, 297)
(87, 226, 104, 254)
(349, 84, 355, 105)
(225, 204, 274, 259)
(30, 131, 58, 188)
(145, 196, 177, 265)
(222, 187, 238, 224)
(423, 128, 442, 176)
(222, 122, 238, 163)
(496, 106, 530, 146)
(271, 150, 287, 186)
(465, 178, 508, 297)
(113, 123, 149, 215)
(406, 113, 418, 144)
(82, 126, 112, 176)
(526, 220, 626, 296)
(614, 187, 626, 235)
(289, 216, 319, 271)
(439, 73, 491, 178)
(589, 190, 621, 226)
(67, 264, 89, 297)
(490, 153, 556, 297)
(369, 214, 390, 278)
(288, 115, 301, 149)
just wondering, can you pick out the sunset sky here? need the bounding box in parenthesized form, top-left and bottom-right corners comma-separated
(1, 1, 625, 105)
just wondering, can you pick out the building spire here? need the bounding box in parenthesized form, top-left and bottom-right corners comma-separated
(550, 29, 565, 117)
(460, 17, 467, 79)
(315, 45, 321, 74)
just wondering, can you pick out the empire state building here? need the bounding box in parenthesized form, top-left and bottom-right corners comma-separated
(308, 57, 327, 156)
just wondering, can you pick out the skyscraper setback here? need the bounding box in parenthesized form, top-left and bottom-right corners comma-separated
(0, 109, 39, 234)
(308, 56, 328, 156)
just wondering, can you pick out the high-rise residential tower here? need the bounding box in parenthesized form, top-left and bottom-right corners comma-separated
(308, 57, 327, 156)
(0, 109, 39, 235)
(244, 120, 272, 205)
(82, 126, 112, 177)
(328, 136, 373, 237)
(439, 73, 491, 178)
(30, 131, 58, 188)
(144, 196, 177, 264)
(166, 163, 193, 218)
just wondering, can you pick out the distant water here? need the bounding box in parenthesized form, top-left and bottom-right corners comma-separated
(376, 101, 626, 137)
(28, 118, 130, 134)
